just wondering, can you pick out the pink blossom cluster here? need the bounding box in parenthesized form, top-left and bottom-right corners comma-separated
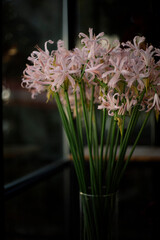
(22, 28, 160, 116)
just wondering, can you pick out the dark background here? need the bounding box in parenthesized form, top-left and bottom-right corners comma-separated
(2, 0, 160, 239)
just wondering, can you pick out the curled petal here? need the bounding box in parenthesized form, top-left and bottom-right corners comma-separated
(108, 71, 120, 88)
(45, 40, 54, 54)
(133, 36, 145, 49)
(146, 93, 160, 112)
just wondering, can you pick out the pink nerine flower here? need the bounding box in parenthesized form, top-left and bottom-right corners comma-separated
(79, 28, 110, 61)
(122, 36, 145, 53)
(22, 40, 54, 98)
(79, 28, 104, 48)
(123, 90, 137, 113)
(50, 55, 78, 91)
(155, 48, 160, 57)
(102, 54, 129, 88)
(85, 62, 104, 82)
(155, 48, 160, 66)
(147, 93, 160, 112)
(140, 45, 154, 66)
(125, 58, 148, 89)
(21, 28, 160, 118)
(98, 90, 121, 116)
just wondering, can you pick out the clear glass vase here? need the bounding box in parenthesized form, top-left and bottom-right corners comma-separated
(80, 188, 118, 240)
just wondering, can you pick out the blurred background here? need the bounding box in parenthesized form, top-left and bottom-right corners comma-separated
(2, 0, 160, 239)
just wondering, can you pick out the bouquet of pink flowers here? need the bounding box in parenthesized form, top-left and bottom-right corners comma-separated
(22, 28, 160, 195)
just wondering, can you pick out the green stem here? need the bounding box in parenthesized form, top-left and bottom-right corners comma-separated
(112, 89, 146, 191)
(55, 92, 85, 192)
(100, 109, 107, 161)
(113, 127, 120, 164)
(99, 108, 107, 193)
(89, 85, 95, 151)
(118, 111, 151, 184)
(106, 120, 117, 193)
(112, 105, 139, 190)
(79, 82, 97, 194)
(75, 92, 84, 160)
(105, 117, 114, 162)
(65, 90, 87, 192)
(118, 89, 146, 162)
(122, 107, 138, 158)
(92, 106, 99, 173)
(120, 115, 125, 148)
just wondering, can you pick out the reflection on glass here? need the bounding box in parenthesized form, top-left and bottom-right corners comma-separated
(3, 0, 63, 183)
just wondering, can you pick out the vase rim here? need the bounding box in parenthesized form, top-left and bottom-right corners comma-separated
(80, 190, 116, 198)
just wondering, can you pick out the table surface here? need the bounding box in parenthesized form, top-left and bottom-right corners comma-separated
(81, 145, 160, 162)
(124, 146, 160, 161)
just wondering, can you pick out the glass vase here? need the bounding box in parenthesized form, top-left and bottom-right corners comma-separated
(80, 188, 118, 240)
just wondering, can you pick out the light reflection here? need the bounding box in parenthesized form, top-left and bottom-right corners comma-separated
(8, 47, 18, 56)
(2, 86, 11, 102)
